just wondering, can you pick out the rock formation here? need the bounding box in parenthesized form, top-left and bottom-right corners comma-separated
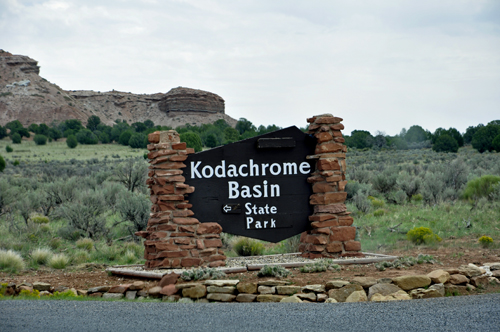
(0, 50, 236, 128)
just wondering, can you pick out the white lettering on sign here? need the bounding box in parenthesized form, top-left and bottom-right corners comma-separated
(190, 160, 311, 179)
(228, 180, 280, 199)
(245, 202, 278, 215)
(246, 217, 277, 229)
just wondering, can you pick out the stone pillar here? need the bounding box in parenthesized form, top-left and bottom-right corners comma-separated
(299, 114, 363, 259)
(136, 130, 226, 269)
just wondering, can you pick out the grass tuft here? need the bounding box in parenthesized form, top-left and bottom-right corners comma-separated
(31, 248, 52, 265)
(48, 253, 70, 269)
(0, 249, 25, 273)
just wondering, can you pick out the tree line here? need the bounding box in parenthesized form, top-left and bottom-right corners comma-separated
(1, 116, 499, 154)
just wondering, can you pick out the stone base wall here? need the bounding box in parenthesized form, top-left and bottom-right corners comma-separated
(136, 130, 226, 269)
(299, 114, 363, 258)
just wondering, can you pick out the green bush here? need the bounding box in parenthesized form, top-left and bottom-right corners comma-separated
(493, 134, 500, 152)
(257, 265, 291, 278)
(118, 130, 133, 145)
(76, 129, 98, 144)
(462, 175, 500, 201)
(72, 250, 90, 264)
(373, 209, 385, 217)
(233, 237, 265, 256)
(180, 267, 227, 281)
(0, 155, 5, 172)
(128, 133, 147, 148)
(31, 248, 53, 265)
(49, 238, 62, 249)
(5, 145, 13, 153)
(48, 253, 70, 269)
(432, 134, 458, 153)
(31, 214, 49, 224)
(11, 132, 21, 144)
(0, 249, 25, 273)
(66, 135, 78, 148)
(406, 227, 442, 245)
(478, 236, 493, 248)
(180, 131, 202, 152)
(34, 134, 48, 145)
(75, 238, 94, 252)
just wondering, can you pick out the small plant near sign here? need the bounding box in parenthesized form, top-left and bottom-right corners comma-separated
(180, 267, 227, 281)
(300, 259, 341, 273)
(233, 237, 265, 256)
(407, 227, 442, 245)
(375, 254, 439, 271)
(478, 236, 493, 248)
(257, 265, 291, 278)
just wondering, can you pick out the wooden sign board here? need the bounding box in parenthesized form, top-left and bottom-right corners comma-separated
(183, 126, 316, 242)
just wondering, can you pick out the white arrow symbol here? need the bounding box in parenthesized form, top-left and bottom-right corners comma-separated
(223, 205, 232, 213)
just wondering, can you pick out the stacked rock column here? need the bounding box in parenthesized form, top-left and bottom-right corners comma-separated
(136, 130, 226, 269)
(299, 114, 363, 259)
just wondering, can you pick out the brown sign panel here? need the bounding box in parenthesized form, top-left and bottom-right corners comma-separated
(183, 126, 316, 242)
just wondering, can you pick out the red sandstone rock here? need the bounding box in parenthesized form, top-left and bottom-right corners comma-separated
(181, 258, 202, 267)
(209, 260, 226, 267)
(172, 142, 186, 150)
(157, 224, 177, 231)
(204, 239, 223, 247)
(156, 251, 189, 258)
(316, 132, 333, 143)
(160, 284, 178, 296)
(344, 241, 361, 251)
(305, 235, 327, 245)
(315, 116, 343, 124)
(330, 227, 356, 242)
(172, 218, 200, 225)
(317, 159, 341, 171)
(155, 243, 179, 251)
(197, 222, 223, 235)
(326, 242, 343, 253)
(338, 216, 354, 226)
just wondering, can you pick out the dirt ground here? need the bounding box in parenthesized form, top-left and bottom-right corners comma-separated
(2, 247, 500, 296)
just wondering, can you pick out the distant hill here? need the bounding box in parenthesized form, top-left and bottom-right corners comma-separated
(0, 50, 237, 128)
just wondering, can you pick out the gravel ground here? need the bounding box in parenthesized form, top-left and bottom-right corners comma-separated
(1, 294, 499, 332)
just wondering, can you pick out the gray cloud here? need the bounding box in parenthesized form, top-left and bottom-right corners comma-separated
(1, 0, 499, 135)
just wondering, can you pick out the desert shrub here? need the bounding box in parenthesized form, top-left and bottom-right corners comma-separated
(5, 145, 13, 153)
(233, 237, 265, 256)
(0, 250, 25, 273)
(72, 250, 90, 264)
(116, 190, 151, 236)
(422, 172, 445, 204)
(390, 190, 407, 205)
(48, 253, 70, 269)
(31, 214, 49, 224)
(180, 267, 226, 281)
(66, 135, 78, 148)
(462, 175, 500, 201)
(353, 191, 371, 213)
(375, 254, 438, 271)
(478, 236, 493, 248)
(300, 259, 341, 273)
(114, 159, 148, 192)
(94, 244, 120, 262)
(407, 227, 442, 245)
(257, 265, 291, 278)
(397, 172, 421, 198)
(56, 190, 108, 239)
(76, 238, 94, 252)
(11, 132, 21, 144)
(370, 197, 385, 209)
(121, 250, 138, 264)
(34, 134, 48, 145)
(371, 169, 397, 195)
(443, 158, 469, 191)
(0, 155, 5, 172)
(49, 238, 62, 249)
(345, 181, 372, 200)
(31, 248, 52, 265)
(411, 193, 423, 202)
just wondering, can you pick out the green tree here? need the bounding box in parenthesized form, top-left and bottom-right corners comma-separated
(86, 115, 101, 131)
(132, 122, 147, 133)
(11, 132, 21, 144)
(34, 134, 48, 145)
(213, 119, 230, 131)
(224, 127, 240, 143)
(405, 125, 427, 143)
(66, 135, 78, 148)
(0, 155, 5, 172)
(111, 122, 130, 142)
(49, 128, 62, 141)
(471, 124, 500, 153)
(492, 134, 500, 152)
(38, 123, 50, 136)
(446, 127, 464, 147)
(144, 119, 155, 129)
(5, 120, 23, 132)
(99, 132, 110, 144)
(180, 132, 202, 152)
(348, 130, 373, 149)
(62, 119, 84, 132)
(0, 126, 7, 139)
(464, 125, 482, 145)
(128, 133, 147, 148)
(119, 130, 133, 146)
(76, 129, 98, 144)
(432, 134, 458, 153)
(235, 118, 256, 135)
(28, 123, 40, 134)
(205, 134, 218, 148)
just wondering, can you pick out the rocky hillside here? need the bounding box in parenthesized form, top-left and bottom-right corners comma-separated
(0, 50, 236, 128)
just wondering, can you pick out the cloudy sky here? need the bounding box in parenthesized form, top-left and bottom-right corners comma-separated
(1, 0, 499, 135)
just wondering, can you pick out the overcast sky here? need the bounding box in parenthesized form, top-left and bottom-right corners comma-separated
(1, 0, 499, 135)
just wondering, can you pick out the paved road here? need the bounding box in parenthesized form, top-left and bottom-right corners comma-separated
(1, 294, 499, 332)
